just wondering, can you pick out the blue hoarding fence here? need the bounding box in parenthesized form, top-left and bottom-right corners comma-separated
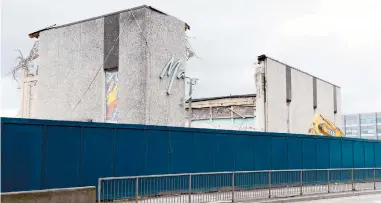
(2, 117, 381, 193)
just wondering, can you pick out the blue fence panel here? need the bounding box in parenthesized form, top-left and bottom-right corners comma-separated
(303, 138, 317, 169)
(1, 123, 43, 192)
(287, 137, 302, 169)
(329, 139, 342, 168)
(235, 135, 255, 171)
(215, 134, 236, 171)
(316, 138, 329, 169)
(145, 129, 170, 175)
(81, 127, 114, 187)
(114, 128, 146, 176)
(169, 130, 195, 173)
(193, 132, 216, 172)
(375, 142, 381, 167)
(364, 142, 375, 167)
(341, 140, 353, 168)
(271, 136, 288, 170)
(2, 117, 381, 194)
(42, 126, 82, 189)
(253, 136, 271, 170)
(353, 141, 365, 168)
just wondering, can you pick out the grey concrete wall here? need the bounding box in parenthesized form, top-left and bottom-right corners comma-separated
(118, 8, 148, 124)
(316, 79, 335, 122)
(35, 6, 187, 126)
(118, 7, 186, 126)
(258, 56, 342, 134)
(265, 58, 288, 133)
(145, 9, 186, 126)
(1, 186, 95, 203)
(290, 69, 314, 134)
(37, 18, 104, 122)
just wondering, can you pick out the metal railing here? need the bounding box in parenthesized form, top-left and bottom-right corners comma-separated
(98, 168, 381, 203)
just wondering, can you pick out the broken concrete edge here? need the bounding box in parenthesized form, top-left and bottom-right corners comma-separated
(1, 186, 96, 196)
(249, 190, 381, 203)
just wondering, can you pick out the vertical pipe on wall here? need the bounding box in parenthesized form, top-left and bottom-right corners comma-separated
(286, 66, 292, 133)
(313, 77, 317, 111)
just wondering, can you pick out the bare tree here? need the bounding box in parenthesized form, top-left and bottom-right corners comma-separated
(6, 41, 39, 88)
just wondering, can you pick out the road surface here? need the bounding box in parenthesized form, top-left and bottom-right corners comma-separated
(299, 193, 381, 202)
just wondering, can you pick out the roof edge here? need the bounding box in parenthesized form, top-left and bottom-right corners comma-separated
(28, 5, 190, 39)
(187, 94, 256, 103)
(257, 54, 340, 88)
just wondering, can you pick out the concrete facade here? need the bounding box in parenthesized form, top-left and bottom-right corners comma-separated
(1, 186, 95, 203)
(30, 5, 189, 126)
(255, 55, 342, 134)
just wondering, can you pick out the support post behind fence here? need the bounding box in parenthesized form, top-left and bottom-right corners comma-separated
(232, 172, 235, 202)
(300, 170, 303, 196)
(327, 170, 330, 193)
(98, 179, 101, 203)
(268, 171, 272, 198)
(352, 168, 355, 191)
(189, 174, 192, 203)
(136, 178, 139, 203)
(374, 168, 376, 190)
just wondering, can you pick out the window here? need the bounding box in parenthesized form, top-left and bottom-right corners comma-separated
(345, 114, 360, 126)
(360, 113, 376, 125)
(105, 68, 119, 122)
(345, 126, 360, 137)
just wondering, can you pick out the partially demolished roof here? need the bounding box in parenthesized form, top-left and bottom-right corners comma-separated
(28, 5, 190, 38)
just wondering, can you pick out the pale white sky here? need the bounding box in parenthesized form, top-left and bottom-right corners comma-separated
(1, 0, 381, 117)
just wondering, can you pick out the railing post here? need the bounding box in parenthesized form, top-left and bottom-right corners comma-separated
(232, 172, 235, 202)
(98, 178, 101, 203)
(327, 170, 330, 193)
(352, 168, 355, 191)
(300, 170, 303, 196)
(374, 168, 376, 190)
(189, 174, 192, 203)
(135, 177, 139, 203)
(268, 171, 272, 198)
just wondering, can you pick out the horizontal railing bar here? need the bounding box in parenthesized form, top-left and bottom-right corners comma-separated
(99, 167, 381, 181)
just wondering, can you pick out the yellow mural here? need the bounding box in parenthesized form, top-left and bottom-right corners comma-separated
(105, 70, 118, 121)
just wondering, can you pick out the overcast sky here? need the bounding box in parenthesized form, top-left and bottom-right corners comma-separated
(1, 0, 381, 117)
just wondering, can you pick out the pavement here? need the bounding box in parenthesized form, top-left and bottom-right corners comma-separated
(298, 193, 381, 202)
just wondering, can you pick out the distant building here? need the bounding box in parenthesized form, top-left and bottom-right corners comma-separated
(343, 112, 381, 140)
(25, 5, 191, 126)
(186, 94, 256, 131)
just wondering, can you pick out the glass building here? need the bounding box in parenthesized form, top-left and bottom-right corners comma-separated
(343, 112, 381, 140)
